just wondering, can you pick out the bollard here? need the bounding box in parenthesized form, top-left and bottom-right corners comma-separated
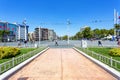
(0, 64, 1, 74)
(110, 57, 113, 67)
(23, 54, 24, 61)
(12, 57, 14, 67)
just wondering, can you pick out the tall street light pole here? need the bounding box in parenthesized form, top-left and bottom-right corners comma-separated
(39, 26, 41, 47)
(23, 18, 27, 41)
(67, 19, 71, 45)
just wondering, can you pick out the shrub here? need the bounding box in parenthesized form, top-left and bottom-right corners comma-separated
(0, 47, 20, 59)
(109, 48, 120, 57)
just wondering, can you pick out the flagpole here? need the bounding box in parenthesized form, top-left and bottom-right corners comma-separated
(114, 9, 117, 36)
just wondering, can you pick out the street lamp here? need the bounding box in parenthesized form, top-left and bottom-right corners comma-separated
(23, 18, 27, 41)
(39, 26, 41, 47)
(67, 19, 71, 45)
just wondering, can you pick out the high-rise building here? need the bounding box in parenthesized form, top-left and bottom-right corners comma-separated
(17, 24, 29, 41)
(0, 21, 18, 41)
(0, 21, 29, 42)
(114, 9, 120, 38)
(34, 27, 56, 41)
(34, 28, 41, 41)
(41, 28, 48, 40)
(34, 28, 48, 41)
(48, 29, 57, 41)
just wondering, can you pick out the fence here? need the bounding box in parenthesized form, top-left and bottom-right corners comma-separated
(79, 48, 120, 71)
(0, 47, 45, 74)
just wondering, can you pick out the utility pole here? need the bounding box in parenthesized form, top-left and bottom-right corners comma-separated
(39, 26, 41, 47)
(67, 19, 71, 45)
(23, 18, 27, 41)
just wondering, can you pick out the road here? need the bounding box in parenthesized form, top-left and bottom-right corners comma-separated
(8, 48, 116, 80)
(0, 40, 118, 48)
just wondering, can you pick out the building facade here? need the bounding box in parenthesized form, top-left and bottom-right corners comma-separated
(34, 28, 48, 41)
(48, 29, 56, 41)
(114, 9, 120, 38)
(17, 24, 29, 41)
(0, 22, 18, 41)
(0, 21, 29, 42)
(34, 27, 56, 41)
(34, 28, 40, 41)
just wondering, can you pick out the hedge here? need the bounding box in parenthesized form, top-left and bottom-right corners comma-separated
(109, 48, 120, 57)
(0, 47, 20, 59)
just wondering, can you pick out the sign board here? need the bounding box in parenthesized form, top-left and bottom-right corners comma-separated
(81, 40, 87, 48)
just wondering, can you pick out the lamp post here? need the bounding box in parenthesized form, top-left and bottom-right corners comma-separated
(39, 26, 41, 47)
(23, 18, 27, 41)
(67, 19, 71, 45)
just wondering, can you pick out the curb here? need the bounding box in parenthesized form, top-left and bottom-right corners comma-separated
(0, 47, 49, 80)
(73, 47, 120, 80)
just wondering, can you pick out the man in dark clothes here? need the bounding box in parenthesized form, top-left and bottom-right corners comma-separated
(98, 40, 103, 46)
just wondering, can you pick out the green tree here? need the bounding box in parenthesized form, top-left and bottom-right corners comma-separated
(115, 24, 120, 29)
(0, 30, 10, 42)
(100, 29, 108, 38)
(108, 29, 114, 35)
(62, 35, 68, 40)
(0, 30, 4, 41)
(74, 32, 83, 40)
(93, 28, 100, 38)
(82, 27, 92, 39)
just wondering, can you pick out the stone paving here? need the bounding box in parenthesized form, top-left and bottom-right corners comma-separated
(8, 48, 117, 80)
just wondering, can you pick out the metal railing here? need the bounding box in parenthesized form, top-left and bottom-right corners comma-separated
(0, 47, 46, 74)
(79, 48, 120, 71)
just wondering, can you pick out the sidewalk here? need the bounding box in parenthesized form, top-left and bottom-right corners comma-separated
(8, 48, 116, 80)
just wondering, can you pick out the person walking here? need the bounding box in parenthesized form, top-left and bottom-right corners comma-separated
(117, 39, 120, 47)
(98, 40, 103, 47)
(55, 39, 58, 46)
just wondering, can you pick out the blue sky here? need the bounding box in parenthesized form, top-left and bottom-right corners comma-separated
(0, 0, 120, 36)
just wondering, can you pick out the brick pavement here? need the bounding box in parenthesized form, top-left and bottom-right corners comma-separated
(8, 48, 117, 80)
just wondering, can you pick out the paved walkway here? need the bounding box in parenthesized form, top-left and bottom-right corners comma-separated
(8, 48, 116, 80)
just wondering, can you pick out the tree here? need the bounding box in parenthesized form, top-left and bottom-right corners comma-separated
(82, 27, 92, 39)
(93, 28, 100, 39)
(0, 30, 4, 41)
(0, 30, 10, 42)
(100, 29, 108, 38)
(74, 32, 83, 40)
(115, 24, 120, 29)
(108, 29, 114, 35)
(62, 35, 68, 40)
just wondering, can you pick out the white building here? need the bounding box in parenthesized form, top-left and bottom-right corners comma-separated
(80, 26, 89, 32)
(48, 29, 56, 41)
(17, 24, 29, 41)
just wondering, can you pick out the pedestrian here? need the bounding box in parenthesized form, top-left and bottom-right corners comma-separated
(24, 40, 27, 47)
(55, 40, 58, 46)
(117, 39, 120, 47)
(98, 40, 103, 46)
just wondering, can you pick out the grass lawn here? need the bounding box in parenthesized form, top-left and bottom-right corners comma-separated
(88, 47, 120, 61)
(77, 47, 120, 71)
(0, 47, 43, 64)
